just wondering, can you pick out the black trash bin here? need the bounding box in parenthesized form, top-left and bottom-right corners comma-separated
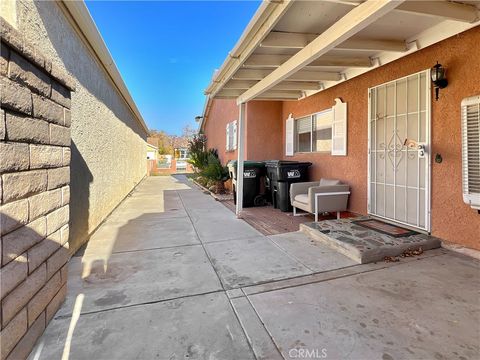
(265, 160, 312, 212)
(227, 160, 266, 207)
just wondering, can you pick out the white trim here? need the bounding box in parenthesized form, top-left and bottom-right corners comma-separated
(206, 1, 293, 98)
(367, 88, 372, 214)
(331, 98, 347, 156)
(285, 114, 294, 156)
(232, 120, 238, 150)
(226, 122, 231, 151)
(236, 103, 246, 216)
(426, 69, 432, 233)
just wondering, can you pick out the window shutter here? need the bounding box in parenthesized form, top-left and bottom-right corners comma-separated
(226, 123, 231, 151)
(232, 120, 238, 150)
(461, 95, 480, 209)
(285, 113, 294, 156)
(331, 98, 347, 156)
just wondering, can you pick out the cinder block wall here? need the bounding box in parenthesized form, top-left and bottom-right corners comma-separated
(15, 1, 148, 254)
(0, 18, 75, 360)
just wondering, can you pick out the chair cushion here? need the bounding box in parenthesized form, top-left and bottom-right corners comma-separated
(320, 178, 341, 186)
(294, 194, 309, 204)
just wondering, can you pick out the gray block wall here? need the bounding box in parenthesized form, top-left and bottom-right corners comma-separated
(15, 0, 148, 255)
(0, 17, 75, 360)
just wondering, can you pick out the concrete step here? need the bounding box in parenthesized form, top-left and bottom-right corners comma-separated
(300, 217, 441, 264)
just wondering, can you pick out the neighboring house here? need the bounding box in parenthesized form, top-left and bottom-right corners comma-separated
(147, 143, 158, 160)
(172, 136, 191, 172)
(199, 1, 480, 251)
(0, 1, 148, 357)
(146, 136, 193, 174)
(146, 143, 158, 176)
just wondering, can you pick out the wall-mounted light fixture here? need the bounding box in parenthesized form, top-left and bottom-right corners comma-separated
(194, 116, 204, 122)
(431, 62, 448, 101)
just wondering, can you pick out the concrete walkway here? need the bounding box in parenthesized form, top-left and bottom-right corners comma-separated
(29, 176, 480, 360)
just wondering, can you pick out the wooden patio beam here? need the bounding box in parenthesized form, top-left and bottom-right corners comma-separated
(261, 31, 407, 52)
(396, 1, 479, 23)
(244, 54, 373, 68)
(237, 0, 404, 104)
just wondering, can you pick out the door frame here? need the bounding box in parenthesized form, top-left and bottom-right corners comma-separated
(367, 69, 432, 233)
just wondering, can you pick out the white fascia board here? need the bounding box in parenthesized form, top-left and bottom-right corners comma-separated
(199, 95, 212, 132)
(205, 0, 293, 98)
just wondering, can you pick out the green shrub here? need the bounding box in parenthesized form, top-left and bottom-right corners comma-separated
(187, 134, 222, 174)
(187, 134, 209, 170)
(200, 154, 229, 193)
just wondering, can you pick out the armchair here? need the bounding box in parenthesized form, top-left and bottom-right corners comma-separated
(290, 179, 350, 222)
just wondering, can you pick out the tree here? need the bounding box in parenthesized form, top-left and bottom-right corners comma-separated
(149, 130, 174, 155)
(182, 124, 197, 138)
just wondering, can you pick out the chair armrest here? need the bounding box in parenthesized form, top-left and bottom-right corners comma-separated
(290, 181, 320, 199)
(308, 185, 350, 207)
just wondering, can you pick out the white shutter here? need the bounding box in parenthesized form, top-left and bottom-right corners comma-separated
(461, 95, 480, 209)
(232, 120, 238, 150)
(331, 98, 347, 156)
(285, 113, 294, 156)
(226, 123, 231, 151)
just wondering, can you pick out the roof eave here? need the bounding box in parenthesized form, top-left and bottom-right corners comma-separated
(204, 0, 293, 98)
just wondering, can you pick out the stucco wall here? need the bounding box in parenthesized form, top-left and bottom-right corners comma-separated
(203, 99, 283, 164)
(15, 1, 148, 253)
(282, 27, 480, 250)
(203, 98, 239, 165)
(246, 101, 283, 161)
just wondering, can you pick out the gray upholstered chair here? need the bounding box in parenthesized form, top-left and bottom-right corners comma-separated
(290, 179, 350, 222)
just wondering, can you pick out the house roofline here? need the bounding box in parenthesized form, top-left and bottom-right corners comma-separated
(198, 95, 212, 133)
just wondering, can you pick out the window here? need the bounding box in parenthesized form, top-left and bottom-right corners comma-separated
(226, 120, 237, 151)
(178, 149, 188, 159)
(294, 110, 332, 153)
(295, 116, 311, 152)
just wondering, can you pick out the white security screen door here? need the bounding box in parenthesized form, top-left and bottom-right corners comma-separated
(368, 70, 431, 231)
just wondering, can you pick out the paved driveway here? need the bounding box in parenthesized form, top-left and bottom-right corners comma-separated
(29, 176, 480, 360)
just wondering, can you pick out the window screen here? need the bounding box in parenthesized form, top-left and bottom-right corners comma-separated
(295, 116, 312, 152)
(312, 111, 333, 152)
(294, 110, 333, 153)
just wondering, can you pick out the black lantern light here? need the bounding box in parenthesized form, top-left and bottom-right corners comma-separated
(431, 62, 448, 101)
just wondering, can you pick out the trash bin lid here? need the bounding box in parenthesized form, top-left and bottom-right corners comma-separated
(228, 160, 265, 168)
(264, 160, 300, 167)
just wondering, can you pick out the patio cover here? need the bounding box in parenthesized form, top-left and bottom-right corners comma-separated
(201, 0, 480, 214)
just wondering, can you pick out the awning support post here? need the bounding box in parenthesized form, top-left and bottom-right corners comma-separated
(235, 102, 246, 217)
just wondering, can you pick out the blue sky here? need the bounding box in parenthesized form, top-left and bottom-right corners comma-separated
(86, 1, 260, 135)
